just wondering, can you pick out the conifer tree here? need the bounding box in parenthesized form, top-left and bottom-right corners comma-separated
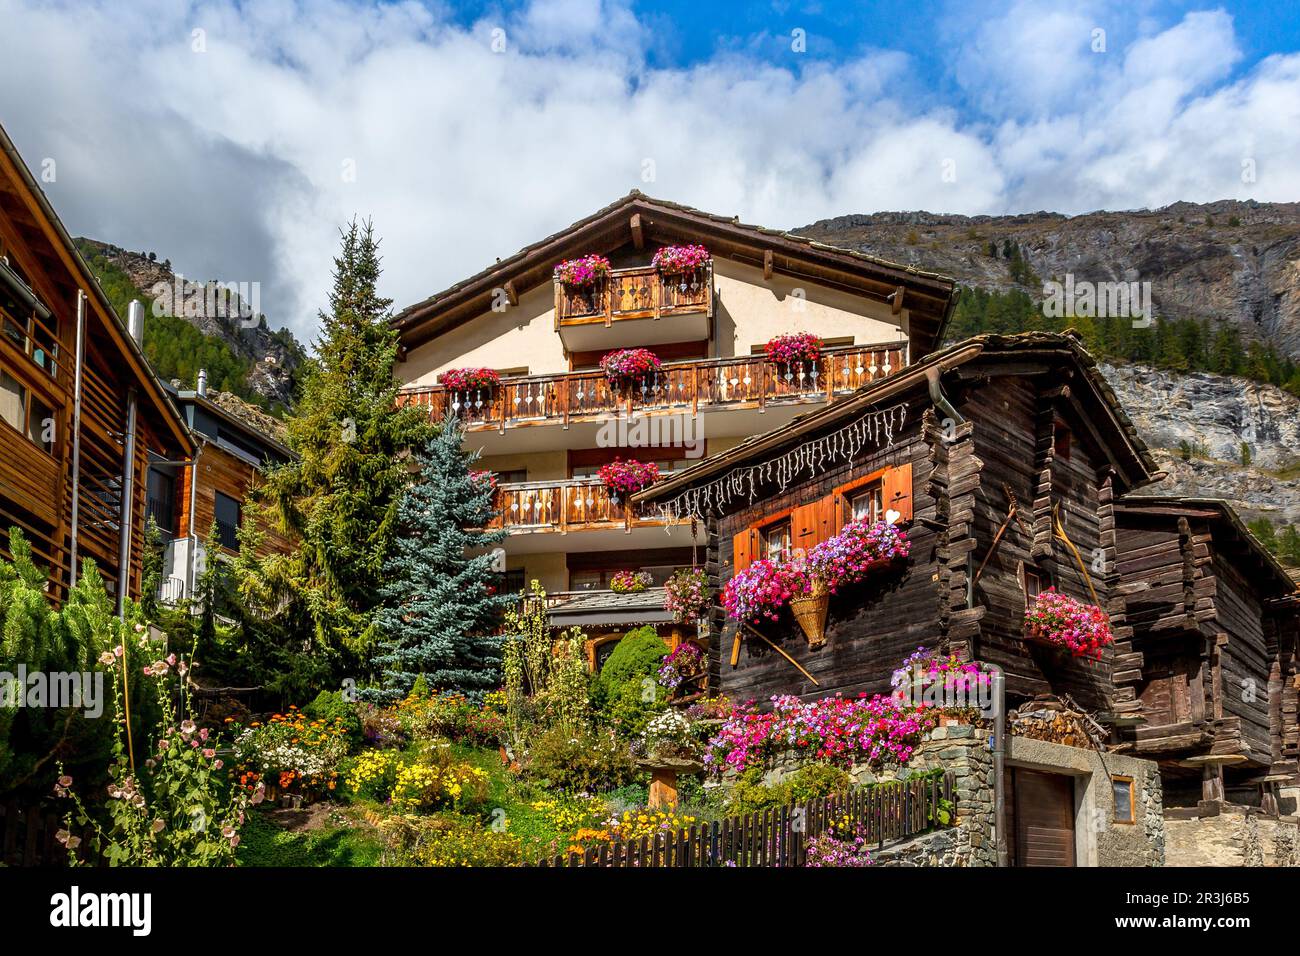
(237, 219, 431, 680)
(369, 414, 514, 701)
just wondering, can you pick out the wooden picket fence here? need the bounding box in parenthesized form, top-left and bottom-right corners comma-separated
(536, 771, 955, 868)
(0, 798, 94, 867)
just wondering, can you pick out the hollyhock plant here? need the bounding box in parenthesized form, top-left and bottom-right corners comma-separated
(721, 559, 810, 623)
(807, 519, 910, 591)
(597, 458, 660, 497)
(610, 570, 653, 594)
(1024, 587, 1114, 659)
(663, 566, 711, 624)
(704, 692, 940, 774)
(657, 641, 706, 691)
(765, 332, 821, 365)
(599, 347, 662, 386)
(651, 243, 710, 274)
(438, 367, 501, 392)
(554, 253, 611, 288)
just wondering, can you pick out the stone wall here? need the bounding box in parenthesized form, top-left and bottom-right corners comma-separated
(744, 726, 1165, 866)
(1164, 806, 1300, 867)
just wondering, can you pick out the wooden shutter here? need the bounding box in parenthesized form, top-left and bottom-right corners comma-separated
(733, 526, 758, 573)
(881, 462, 913, 523)
(791, 503, 820, 554)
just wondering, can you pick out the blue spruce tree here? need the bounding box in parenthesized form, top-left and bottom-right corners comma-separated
(370, 413, 514, 701)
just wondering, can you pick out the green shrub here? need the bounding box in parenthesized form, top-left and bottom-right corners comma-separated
(525, 725, 637, 793)
(726, 762, 852, 815)
(305, 690, 363, 747)
(595, 627, 669, 694)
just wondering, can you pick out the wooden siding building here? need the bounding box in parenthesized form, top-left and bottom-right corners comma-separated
(148, 378, 295, 605)
(1114, 496, 1300, 810)
(636, 331, 1157, 719)
(0, 122, 193, 606)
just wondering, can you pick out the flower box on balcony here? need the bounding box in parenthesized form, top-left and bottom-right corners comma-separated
(599, 347, 662, 388)
(438, 367, 501, 393)
(554, 253, 611, 289)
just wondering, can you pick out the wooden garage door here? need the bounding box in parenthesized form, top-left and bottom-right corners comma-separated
(1012, 769, 1076, 867)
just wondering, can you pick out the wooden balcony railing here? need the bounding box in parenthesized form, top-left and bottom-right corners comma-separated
(400, 343, 907, 432)
(489, 478, 688, 533)
(555, 262, 712, 327)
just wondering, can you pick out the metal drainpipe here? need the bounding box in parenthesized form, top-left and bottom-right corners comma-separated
(993, 669, 1008, 866)
(116, 387, 138, 616)
(928, 358, 1006, 863)
(69, 290, 86, 587)
(187, 440, 202, 602)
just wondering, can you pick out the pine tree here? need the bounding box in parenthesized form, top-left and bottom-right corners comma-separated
(237, 219, 432, 680)
(369, 415, 513, 701)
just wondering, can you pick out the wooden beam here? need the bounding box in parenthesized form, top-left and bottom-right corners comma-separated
(629, 213, 644, 250)
(763, 249, 773, 281)
(503, 279, 518, 307)
(891, 285, 905, 315)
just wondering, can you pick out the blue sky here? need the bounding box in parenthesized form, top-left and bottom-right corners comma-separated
(0, 0, 1297, 339)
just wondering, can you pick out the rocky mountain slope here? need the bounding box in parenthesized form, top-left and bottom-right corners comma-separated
(802, 201, 1300, 536)
(76, 238, 305, 411)
(802, 199, 1300, 359)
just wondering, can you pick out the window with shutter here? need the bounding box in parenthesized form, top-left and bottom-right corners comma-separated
(881, 462, 913, 523)
(732, 526, 757, 573)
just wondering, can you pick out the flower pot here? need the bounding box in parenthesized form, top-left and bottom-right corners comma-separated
(789, 580, 830, 647)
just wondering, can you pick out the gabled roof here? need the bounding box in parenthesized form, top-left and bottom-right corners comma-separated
(635, 331, 1159, 509)
(1114, 495, 1299, 599)
(392, 191, 959, 359)
(0, 122, 193, 454)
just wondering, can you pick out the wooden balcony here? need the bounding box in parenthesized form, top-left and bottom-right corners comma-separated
(554, 263, 712, 350)
(489, 478, 689, 534)
(400, 343, 907, 435)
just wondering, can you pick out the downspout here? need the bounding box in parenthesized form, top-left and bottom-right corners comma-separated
(116, 387, 138, 616)
(926, 364, 964, 425)
(69, 290, 86, 587)
(187, 439, 203, 602)
(993, 668, 1008, 866)
(115, 300, 144, 616)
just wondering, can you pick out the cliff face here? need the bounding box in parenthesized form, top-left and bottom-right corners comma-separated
(1103, 363, 1300, 525)
(801, 199, 1300, 359)
(78, 238, 305, 409)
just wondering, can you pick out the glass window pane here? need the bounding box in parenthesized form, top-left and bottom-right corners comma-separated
(0, 368, 26, 432)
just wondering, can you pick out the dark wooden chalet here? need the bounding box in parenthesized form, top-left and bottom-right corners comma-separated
(1114, 496, 1300, 810)
(0, 121, 193, 606)
(634, 332, 1158, 719)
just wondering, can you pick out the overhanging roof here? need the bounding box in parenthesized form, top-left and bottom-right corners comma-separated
(634, 331, 1159, 510)
(1115, 495, 1299, 599)
(392, 191, 958, 360)
(0, 122, 193, 455)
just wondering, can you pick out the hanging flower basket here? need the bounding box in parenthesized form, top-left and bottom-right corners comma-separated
(788, 578, 830, 647)
(599, 348, 662, 389)
(765, 332, 822, 366)
(657, 641, 706, 693)
(597, 458, 660, 499)
(438, 367, 501, 393)
(663, 566, 711, 624)
(721, 559, 810, 625)
(610, 570, 653, 594)
(652, 244, 710, 276)
(807, 519, 911, 592)
(1023, 588, 1114, 659)
(554, 253, 611, 288)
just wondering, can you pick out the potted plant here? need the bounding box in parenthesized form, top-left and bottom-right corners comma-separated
(788, 519, 912, 646)
(657, 641, 706, 695)
(765, 333, 822, 380)
(599, 347, 662, 390)
(663, 566, 711, 624)
(1024, 588, 1114, 659)
(651, 244, 710, 292)
(610, 569, 653, 593)
(438, 367, 501, 395)
(554, 253, 611, 289)
(597, 457, 660, 502)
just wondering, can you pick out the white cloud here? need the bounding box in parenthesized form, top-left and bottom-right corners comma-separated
(0, 0, 1295, 343)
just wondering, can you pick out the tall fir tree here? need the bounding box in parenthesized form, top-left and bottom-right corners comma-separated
(369, 414, 514, 701)
(236, 219, 431, 680)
